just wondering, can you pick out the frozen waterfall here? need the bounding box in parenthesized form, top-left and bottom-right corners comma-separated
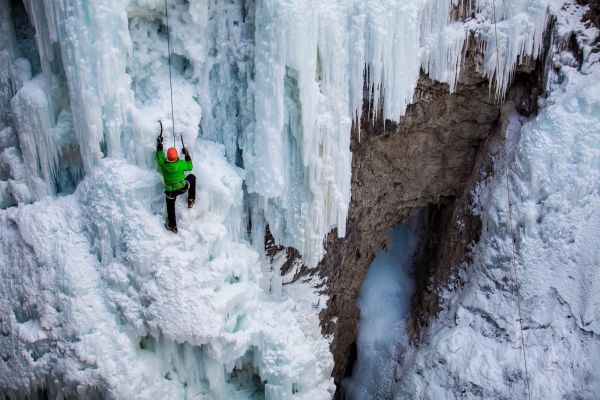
(0, 0, 554, 266)
(343, 214, 426, 399)
(0, 0, 562, 398)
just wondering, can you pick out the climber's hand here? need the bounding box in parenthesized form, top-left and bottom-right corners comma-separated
(157, 135, 163, 145)
(182, 147, 189, 156)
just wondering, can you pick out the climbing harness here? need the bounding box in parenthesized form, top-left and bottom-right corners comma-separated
(491, 1, 532, 398)
(164, 0, 176, 147)
(164, 179, 189, 194)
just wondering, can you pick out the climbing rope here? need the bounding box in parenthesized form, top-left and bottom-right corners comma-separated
(491, 1, 532, 398)
(164, 0, 176, 147)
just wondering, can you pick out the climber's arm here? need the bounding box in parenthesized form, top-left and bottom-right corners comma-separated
(182, 147, 192, 171)
(156, 137, 165, 166)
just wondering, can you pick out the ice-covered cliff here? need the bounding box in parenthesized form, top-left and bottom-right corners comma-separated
(341, 1, 600, 399)
(395, 3, 600, 397)
(1, 0, 597, 398)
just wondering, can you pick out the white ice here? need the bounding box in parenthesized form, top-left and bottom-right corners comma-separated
(0, 142, 334, 399)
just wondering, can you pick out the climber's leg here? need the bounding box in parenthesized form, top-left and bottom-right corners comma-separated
(185, 174, 196, 208)
(165, 192, 178, 232)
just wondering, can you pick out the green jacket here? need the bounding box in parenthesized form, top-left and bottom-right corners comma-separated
(156, 148, 193, 191)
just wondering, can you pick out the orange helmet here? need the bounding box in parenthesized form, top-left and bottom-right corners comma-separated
(166, 147, 178, 162)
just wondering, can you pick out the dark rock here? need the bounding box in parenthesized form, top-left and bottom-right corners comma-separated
(318, 60, 502, 387)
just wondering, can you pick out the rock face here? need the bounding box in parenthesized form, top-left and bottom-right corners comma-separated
(314, 29, 546, 387)
(406, 68, 543, 343)
(317, 56, 504, 386)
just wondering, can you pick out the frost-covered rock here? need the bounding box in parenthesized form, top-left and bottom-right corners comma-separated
(395, 3, 600, 398)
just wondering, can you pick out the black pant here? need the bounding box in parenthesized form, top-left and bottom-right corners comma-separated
(165, 174, 196, 228)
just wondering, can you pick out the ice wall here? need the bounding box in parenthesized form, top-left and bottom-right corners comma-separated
(0, 143, 335, 399)
(2, 0, 556, 263)
(1, 1, 337, 397)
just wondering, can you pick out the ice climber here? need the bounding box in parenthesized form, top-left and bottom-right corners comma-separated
(156, 135, 196, 234)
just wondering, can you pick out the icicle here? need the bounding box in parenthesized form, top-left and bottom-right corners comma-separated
(11, 76, 60, 195)
(469, 0, 552, 101)
(22, 0, 133, 171)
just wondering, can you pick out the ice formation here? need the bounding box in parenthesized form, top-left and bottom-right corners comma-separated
(0, 0, 556, 263)
(0, 147, 334, 399)
(468, 0, 553, 99)
(1, 0, 338, 397)
(0, 0, 578, 397)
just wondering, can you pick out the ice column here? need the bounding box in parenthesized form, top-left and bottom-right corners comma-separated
(0, 0, 29, 127)
(420, 0, 467, 91)
(2, 0, 85, 202)
(22, 0, 134, 171)
(11, 76, 60, 197)
(1, 0, 42, 203)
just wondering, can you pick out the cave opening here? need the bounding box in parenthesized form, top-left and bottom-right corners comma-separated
(10, 0, 41, 76)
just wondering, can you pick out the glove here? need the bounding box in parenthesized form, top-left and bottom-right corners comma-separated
(182, 147, 189, 156)
(157, 136, 163, 145)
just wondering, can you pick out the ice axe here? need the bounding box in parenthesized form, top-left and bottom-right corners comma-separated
(180, 133, 188, 156)
(157, 120, 164, 142)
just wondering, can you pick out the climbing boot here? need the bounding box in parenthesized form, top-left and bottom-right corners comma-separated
(164, 223, 178, 234)
(188, 199, 195, 209)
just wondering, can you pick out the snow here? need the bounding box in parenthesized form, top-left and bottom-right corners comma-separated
(395, 3, 600, 398)
(343, 214, 426, 399)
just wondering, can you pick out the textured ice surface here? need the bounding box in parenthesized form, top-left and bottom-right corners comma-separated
(396, 3, 600, 398)
(467, 0, 554, 99)
(0, 142, 333, 399)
